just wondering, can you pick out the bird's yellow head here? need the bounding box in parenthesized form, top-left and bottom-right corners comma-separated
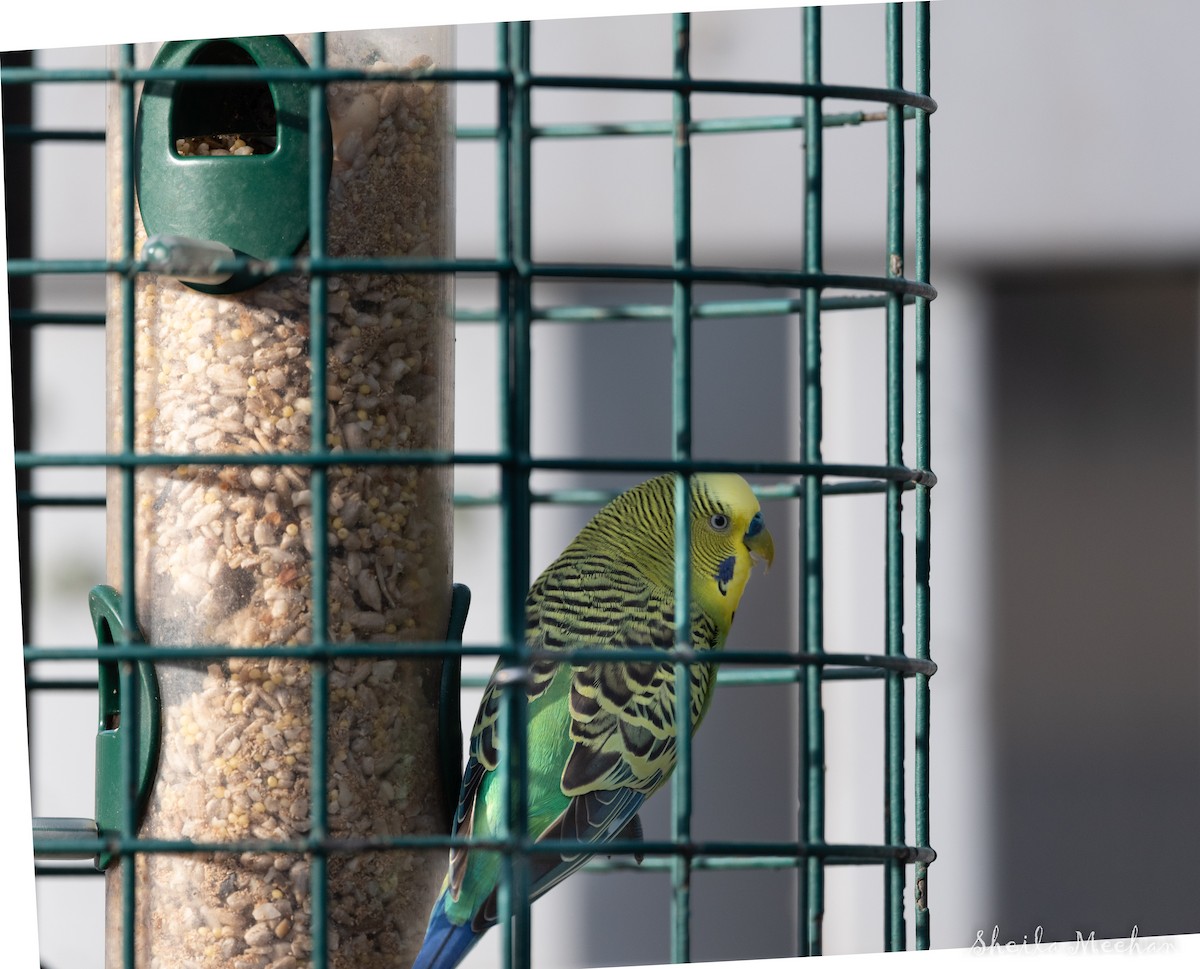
(685, 473, 774, 631)
(582, 472, 774, 634)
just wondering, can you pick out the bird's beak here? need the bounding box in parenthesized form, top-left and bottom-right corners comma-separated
(744, 511, 775, 572)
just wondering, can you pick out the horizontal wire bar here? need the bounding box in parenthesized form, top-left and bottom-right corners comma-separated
(23, 657, 926, 695)
(16, 492, 103, 508)
(520, 485, 813, 505)
(460, 106, 913, 141)
(5, 256, 507, 277)
(24, 641, 936, 678)
(1, 125, 105, 142)
(14, 450, 936, 486)
(16, 475, 920, 510)
(24, 643, 497, 662)
(8, 310, 106, 326)
(461, 660, 934, 688)
(10, 292, 910, 330)
(1, 112, 905, 143)
(522, 293, 915, 322)
(7, 258, 119, 275)
(719, 667, 867, 685)
(6, 255, 938, 302)
(445, 480, 916, 507)
(2, 104, 913, 147)
(822, 480, 894, 495)
(31, 830, 935, 865)
(34, 865, 104, 877)
(525, 73, 938, 112)
(590, 856, 802, 872)
(16, 480, 921, 512)
(2, 64, 936, 114)
(35, 858, 799, 877)
(25, 678, 97, 691)
(519, 264, 938, 299)
(33, 841, 932, 880)
(0, 65, 507, 85)
(586, 841, 937, 868)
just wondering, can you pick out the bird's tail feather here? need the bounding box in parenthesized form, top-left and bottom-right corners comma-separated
(411, 896, 482, 969)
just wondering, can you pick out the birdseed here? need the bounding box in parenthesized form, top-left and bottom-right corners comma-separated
(105, 37, 454, 969)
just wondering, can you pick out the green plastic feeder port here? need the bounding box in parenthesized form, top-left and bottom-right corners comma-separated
(135, 35, 331, 293)
(90, 585, 161, 871)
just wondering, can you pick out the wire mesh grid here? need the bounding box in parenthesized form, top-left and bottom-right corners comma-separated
(4, 6, 934, 966)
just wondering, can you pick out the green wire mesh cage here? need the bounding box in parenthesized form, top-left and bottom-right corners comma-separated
(4, 6, 934, 967)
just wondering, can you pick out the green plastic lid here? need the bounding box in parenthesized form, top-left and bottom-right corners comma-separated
(135, 35, 330, 293)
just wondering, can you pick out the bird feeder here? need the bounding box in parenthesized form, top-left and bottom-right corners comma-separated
(103, 28, 457, 969)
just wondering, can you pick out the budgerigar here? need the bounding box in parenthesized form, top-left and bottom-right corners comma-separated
(411, 472, 774, 969)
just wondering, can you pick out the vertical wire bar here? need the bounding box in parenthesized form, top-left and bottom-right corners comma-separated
(1, 53, 41, 969)
(0, 51, 34, 640)
(498, 22, 534, 969)
(494, 26, 513, 452)
(306, 31, 332, 969)
(493, 21, 516, 965)
(669, 12, 694, 964)
(1, 54, 37, 856)
(913, 1, 933, 951)
(799, 6, 826, 958)
(117, 42, 139, 969)
(883, 2, 908, 953)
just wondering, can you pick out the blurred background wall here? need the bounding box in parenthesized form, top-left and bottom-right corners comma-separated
(10, 0, 1200, 966)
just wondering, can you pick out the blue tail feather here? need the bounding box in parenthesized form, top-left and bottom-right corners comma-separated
(410, 894, 484, 969)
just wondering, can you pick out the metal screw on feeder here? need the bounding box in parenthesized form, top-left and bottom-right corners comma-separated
(102, 28, 460, 969)
(140, 235, 244, 288)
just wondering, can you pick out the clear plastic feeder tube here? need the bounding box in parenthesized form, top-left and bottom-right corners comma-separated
(105, 27, 455, 969)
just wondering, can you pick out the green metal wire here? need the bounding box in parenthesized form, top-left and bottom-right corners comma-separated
(7, 8, 936, 965)
(33, 830, 935, 867)
(4, 105, 912, 147)
(914, 1, 934, 951)
(884, 4, 908, 952)
(116, 42, 139, 969)
(497, 22, 535, 969)
(670, 14, 696, 962)
(306, 32, 332, 969)
(24, 645, 938, 683)
(14, 478, 925, 513)
(9, 291, 920, 329)
(800, 5, 827, 957)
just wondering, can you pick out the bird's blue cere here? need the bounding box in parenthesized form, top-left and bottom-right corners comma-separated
(745, 511, 764, 538)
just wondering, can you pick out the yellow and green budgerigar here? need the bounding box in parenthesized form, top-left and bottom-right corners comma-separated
(411, 472, 774, 969)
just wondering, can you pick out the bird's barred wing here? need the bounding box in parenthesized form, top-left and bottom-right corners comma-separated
(529, 559, 721, 799)
(519, 561, 721, 908)
(454, 555, 721, 922)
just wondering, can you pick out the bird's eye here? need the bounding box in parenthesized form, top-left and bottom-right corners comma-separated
(709, 513, 731, 531)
